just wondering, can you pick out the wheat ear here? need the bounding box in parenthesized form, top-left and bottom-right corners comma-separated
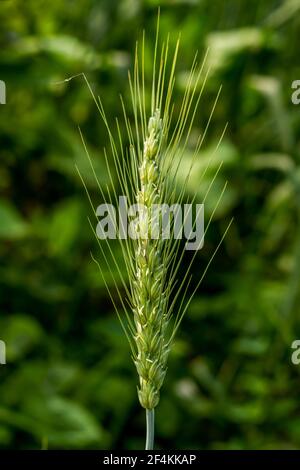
(72, 18, 233, 449)
(134, 109, 169, 413)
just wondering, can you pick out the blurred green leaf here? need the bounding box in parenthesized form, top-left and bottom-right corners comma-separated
(24, 396, 107, 448)
(0, 315, 43, 361)
(0, 201, 28, 239)
(206, 28, 265, 72)
(47, 198, 83, 255)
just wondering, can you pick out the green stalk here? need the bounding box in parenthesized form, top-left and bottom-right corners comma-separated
(145, 409, 155, 450)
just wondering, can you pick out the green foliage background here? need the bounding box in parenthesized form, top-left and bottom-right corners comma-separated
(0, 0, 300, 449)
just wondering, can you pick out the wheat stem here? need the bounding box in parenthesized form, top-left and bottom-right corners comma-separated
(145, 409, 155, 450)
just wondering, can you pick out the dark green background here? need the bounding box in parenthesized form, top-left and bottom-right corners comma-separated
(0, 0, 300, 450)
